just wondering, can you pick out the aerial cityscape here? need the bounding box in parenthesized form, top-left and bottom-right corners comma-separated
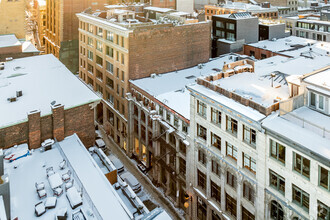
(0, 0, 329, 219)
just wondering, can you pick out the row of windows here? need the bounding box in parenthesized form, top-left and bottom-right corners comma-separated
(80, 22, 126, 48)
(270, 138, 330, 192)
(83, 35, 126, 65)
(198, 146, 256, 174)
(159, 106, 189, 133)
(297, 22, 330, 33)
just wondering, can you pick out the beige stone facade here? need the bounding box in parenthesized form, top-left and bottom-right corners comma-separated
(0, 0, 27, 39)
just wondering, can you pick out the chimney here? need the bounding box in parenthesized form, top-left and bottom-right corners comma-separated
(52, 104, 65, 142)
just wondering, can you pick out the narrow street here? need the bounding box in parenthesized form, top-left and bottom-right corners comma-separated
(98, 126, 184, 220)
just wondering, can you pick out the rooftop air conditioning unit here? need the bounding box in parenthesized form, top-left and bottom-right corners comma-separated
(198, 64, 203, 69)
(16, 90, 23, 97)
(0, 65, 4, 70)
(5, 57, 13, 62)
(150, 73, 156, 78)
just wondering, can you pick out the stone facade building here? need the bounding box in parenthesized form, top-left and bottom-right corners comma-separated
(184, 53, 330, 219)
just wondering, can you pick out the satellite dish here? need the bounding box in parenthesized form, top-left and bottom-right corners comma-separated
(51, 101, 56, 105)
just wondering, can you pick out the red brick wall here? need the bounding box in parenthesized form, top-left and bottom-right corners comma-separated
(128, 22, 211, 80)
(0, 103, 96, 149)
(243, 45, 290, 59)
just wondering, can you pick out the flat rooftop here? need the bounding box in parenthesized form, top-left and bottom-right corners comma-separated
(0, 34, 21, 48)
(4, 134, 132, 220)
(189, 53, 330, 120)
(210, 2, 277, 12)
(0, 54, 100, 128)
(246, 36, 330, 58)
(304, 68, 330, 90)
(131, 54, 241, 120)
(262, 106, 330, 161)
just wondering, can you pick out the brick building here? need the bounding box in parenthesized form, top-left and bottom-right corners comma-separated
(0, 34, 40, 62)
(44, 0, 110, 74)
(0, 55, 100, 149)
(77, 8, 210, 152)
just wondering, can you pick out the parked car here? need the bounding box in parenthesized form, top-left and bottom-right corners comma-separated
(120, 172, 142, 194)
(108, 155, 124, 173)
(95, 139, 106, 150)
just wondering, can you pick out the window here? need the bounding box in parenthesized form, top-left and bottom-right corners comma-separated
(270, 139, 285, 164)
(226, 23, 235, 30)
(179, 141, 186, 155)
(96, 69, 103, 81)
(318, 200, 330, 220)
(226, 142, 237, 160)
(197, 197, 207, 220)
(106, 46, 113, 57)
(88, 50, 93, 60)
(106, 77, 114, 89)
(243, 182, 254, 203)
(211, 160, 221, 176)
(270, 200, 284, 220)
(116, 51, 119, 61)
(97, 27, 103, 37)
(174, 116, 179, 127)
(197, 124, 207, 141)
(226, 193, 237, 217)
(96, 41, 102, 52)
(293, 152, 310, 179)
(96, 55, 103, 66)
(182, 122, 188, 133)
(243, 153, 256, 174)
(107, 109, 114, 125)
(310, 92, 316, 107)
(226, 32, 235, 41)
(212, 211, 221, 220)
(216, 21, 224, 28)
(159, 106, 163, 116)
(166, 111, 171, 121)
(242, 206, 255, 220)
(88, 24, 93, 33)
(121, 36, 125, 48)
(197, 100, 207, 118)
(96, 83, 103, 95)
(116, 84, 119, 95)
(226, 116, 237, 136)
(87, 63, 93, 73)
(179, 158, 186, 177)
(121, 88, 125, 98)
(319, 166, 330, 191)
(106, 92, 114, 104)
(269, 170, 285, 195)
(121, 53, 125, 65)
(243, 126, 256, 146)
(211, 132, 221, 151)
(292, 184, 309, 212)
(197, 169, 206, 190)
(211, 181, 221, 203)
(227, 171, 237, 189)
(106, 31, 114, 42)
(88, 37, 93, 46)
(211, 108, 221, 126)
(121, 71, 125, 81)
(198, 149, 207, 165)
(106, 61, 113, 73)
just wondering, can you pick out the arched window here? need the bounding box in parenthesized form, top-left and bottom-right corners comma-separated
(270, 200, 284, 220)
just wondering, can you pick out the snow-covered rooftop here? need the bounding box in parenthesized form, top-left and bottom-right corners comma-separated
(131, 54, 241, 120)
(4, 134, 133, 220)
(144, 6, 176, 13)
(22, 41, 39, 53)
(262, 106, 330, 160)
(0, 34, 21, 48)
(214, 2, 278, 12)
(304, 68, 330, 89)
(246, 36, 330, 58)
(0, 54, 100, 128)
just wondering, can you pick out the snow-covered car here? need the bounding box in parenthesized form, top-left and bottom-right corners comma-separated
(108, 154, 124, 173)
(120, 172, 142, 194)
(95, 139, 106, 150)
